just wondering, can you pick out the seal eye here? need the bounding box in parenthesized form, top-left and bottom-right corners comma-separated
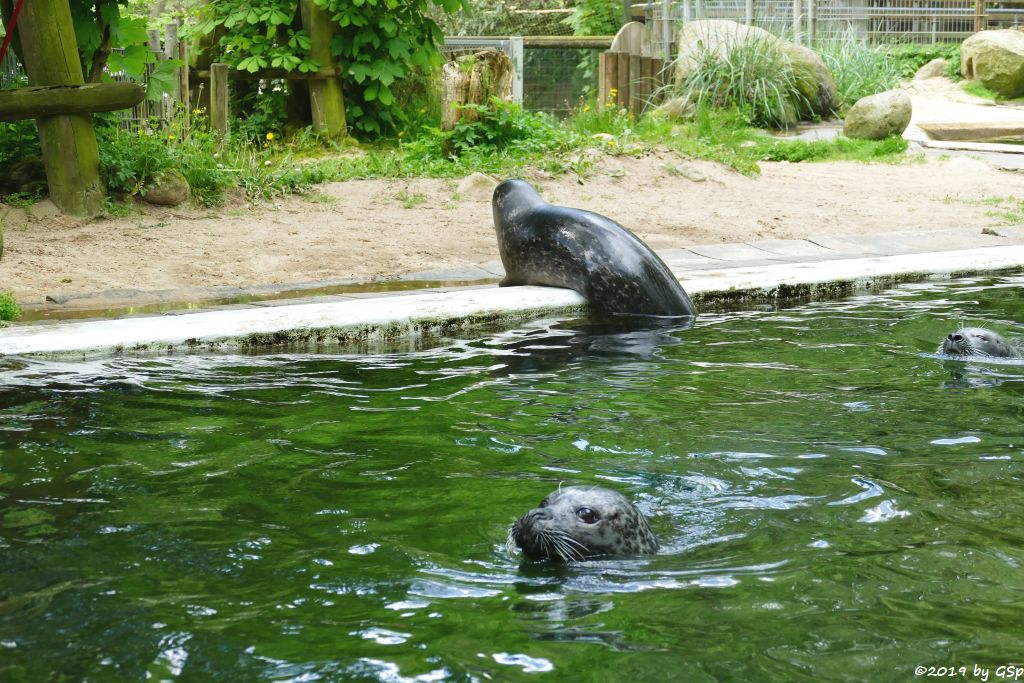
(575, 507, 599, 524)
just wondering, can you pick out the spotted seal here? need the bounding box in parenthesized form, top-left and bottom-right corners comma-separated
(492, 179, 697, 318)
(509, 486, 659, 562)
(941, 327, 1014, 358)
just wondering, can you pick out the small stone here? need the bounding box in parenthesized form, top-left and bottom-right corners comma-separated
(144, 170, 191, 207)
(914, 58, 949, 80)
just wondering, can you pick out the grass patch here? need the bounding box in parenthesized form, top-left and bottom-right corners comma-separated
(964, 195, 1024, 224)
(754, 135, 910, 163)
(960, 80, 1024, 104)
(0, 292, 21, 321)
(396, 188, 427, 209)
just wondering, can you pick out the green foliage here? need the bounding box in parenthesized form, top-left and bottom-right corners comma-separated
(563, 0, 621, 35)
(0, 121, 40, 167)
(446, 98, 565, 155)
(0, 292, 21, 322)
(192, 0, 469, 137)
(672, 33, 810, 129)
(817, 34, 901, 112)
(68, 0, 177, 99)
(884, 42, 961, 80)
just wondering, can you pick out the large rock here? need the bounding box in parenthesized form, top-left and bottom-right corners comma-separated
(961, 29, 1024, 98)
(843, 89, 912, 140)
(674, 20, 837, 125)
(144, 170, 190, 207)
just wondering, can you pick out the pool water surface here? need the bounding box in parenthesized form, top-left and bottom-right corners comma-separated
(2, 274, 1024, 680)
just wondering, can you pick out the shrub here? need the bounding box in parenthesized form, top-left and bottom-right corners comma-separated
(884, 42, 961, 80)
(0, 292, 21, 322)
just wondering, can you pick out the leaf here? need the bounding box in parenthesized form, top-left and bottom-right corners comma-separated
(364, 82, 379, 101)
(144, 60, 182, 101)
(386, 37, 410, 59)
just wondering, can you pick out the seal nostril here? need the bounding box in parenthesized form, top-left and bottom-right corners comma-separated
(952, 334, 963, 342)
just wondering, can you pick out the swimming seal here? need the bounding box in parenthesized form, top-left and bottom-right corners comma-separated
(492, 179, 697, 318)
(941, 327, 1014, 358)
(509, 486, 658, 562)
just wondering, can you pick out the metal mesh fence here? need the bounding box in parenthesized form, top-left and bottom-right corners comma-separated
(1, 50, 26, 89)
(644, 0, 1023, 44)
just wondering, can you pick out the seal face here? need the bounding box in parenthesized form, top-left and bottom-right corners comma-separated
(510, 486, 659, 562)
(940, 327, 1013, 358)
(492, 179, 697, 318)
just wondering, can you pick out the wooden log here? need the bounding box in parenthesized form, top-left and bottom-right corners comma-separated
(299, 0, 347, 137)
(210, 62, 229, 135)
(0, 83, 146, 122)
(16, 0, 104, 215)
(440, 49, 513, 132)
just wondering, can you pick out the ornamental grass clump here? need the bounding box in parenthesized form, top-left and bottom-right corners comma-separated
(817, 31, 902, 112)
(671, 30, 811, 129)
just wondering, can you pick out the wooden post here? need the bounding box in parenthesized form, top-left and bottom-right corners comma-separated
(616, 51, 630, 111)
(16, 0, 104, 215)
(599, 51, 618, 110)
(975, 0, 985, 31)
(147, 29, 161, 54)
(178, 40, 190, 111)
(628, 53, 641, 117)
(299, 0, 347, 137)
(210, 62, 228, 135)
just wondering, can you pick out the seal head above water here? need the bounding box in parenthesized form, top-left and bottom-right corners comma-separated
(492, 179, 697, 318)
(510, 486, 659, 562)
(941, 327, 1013, 358)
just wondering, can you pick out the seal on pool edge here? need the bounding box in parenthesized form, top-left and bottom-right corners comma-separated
(509, 486, 659, 562)
(941, 327, 1014, 358)
(492, 179, 697, 318)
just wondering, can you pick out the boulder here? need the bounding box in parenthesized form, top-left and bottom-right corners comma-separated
(674, 20, 837, 125)
(961, 29, 1024, 98)
(144, 170, 190, 207)
(914, 58, 949, 80)
(843, 89, 912, 140)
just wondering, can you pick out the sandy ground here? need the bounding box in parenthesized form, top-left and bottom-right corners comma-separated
(2, 77, 1023, 307)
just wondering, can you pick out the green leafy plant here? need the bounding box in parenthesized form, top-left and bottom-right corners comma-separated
(0, 292, 21, 322)
(190, 0, 470, 137)
(884, 42, 961, 80)
(446, 98, 565, 156)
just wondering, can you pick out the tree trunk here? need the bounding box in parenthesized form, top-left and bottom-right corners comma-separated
(440, 49, 514, 134)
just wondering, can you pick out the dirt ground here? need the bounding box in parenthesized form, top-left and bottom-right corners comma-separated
(2, 78, 1023, 308)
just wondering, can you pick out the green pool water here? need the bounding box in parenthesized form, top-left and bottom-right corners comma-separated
(3, 274, 1024, 681)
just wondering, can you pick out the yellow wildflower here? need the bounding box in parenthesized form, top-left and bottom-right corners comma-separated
(266, 132, 275, 141)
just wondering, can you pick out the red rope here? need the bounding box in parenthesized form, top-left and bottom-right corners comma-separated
(0, 0, 27, 66)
